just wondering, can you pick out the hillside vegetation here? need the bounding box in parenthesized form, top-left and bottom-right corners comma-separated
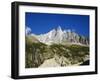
(25, 36, 89, 68)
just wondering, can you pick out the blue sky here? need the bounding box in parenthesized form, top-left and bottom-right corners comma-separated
(25, 12, 89, 37)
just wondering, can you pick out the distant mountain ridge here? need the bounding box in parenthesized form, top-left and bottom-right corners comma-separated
(26, 26, 89, 45)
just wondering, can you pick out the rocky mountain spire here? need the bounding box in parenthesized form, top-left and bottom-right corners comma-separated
(57, 25, 62, 31)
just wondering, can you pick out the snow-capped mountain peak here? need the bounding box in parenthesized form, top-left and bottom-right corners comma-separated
(26, 26, 89, 45)
(56, 26, 63, 35)
(57, 26, 62, 32)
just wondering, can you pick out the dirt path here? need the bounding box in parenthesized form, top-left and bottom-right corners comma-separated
(39, 57, 83, 68)
(39, 58, 60, 68)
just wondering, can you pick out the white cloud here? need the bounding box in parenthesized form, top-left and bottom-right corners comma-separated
(25, 27, 32, 35)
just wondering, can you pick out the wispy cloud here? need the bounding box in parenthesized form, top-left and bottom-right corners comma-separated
(25, 27, 32, 35)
